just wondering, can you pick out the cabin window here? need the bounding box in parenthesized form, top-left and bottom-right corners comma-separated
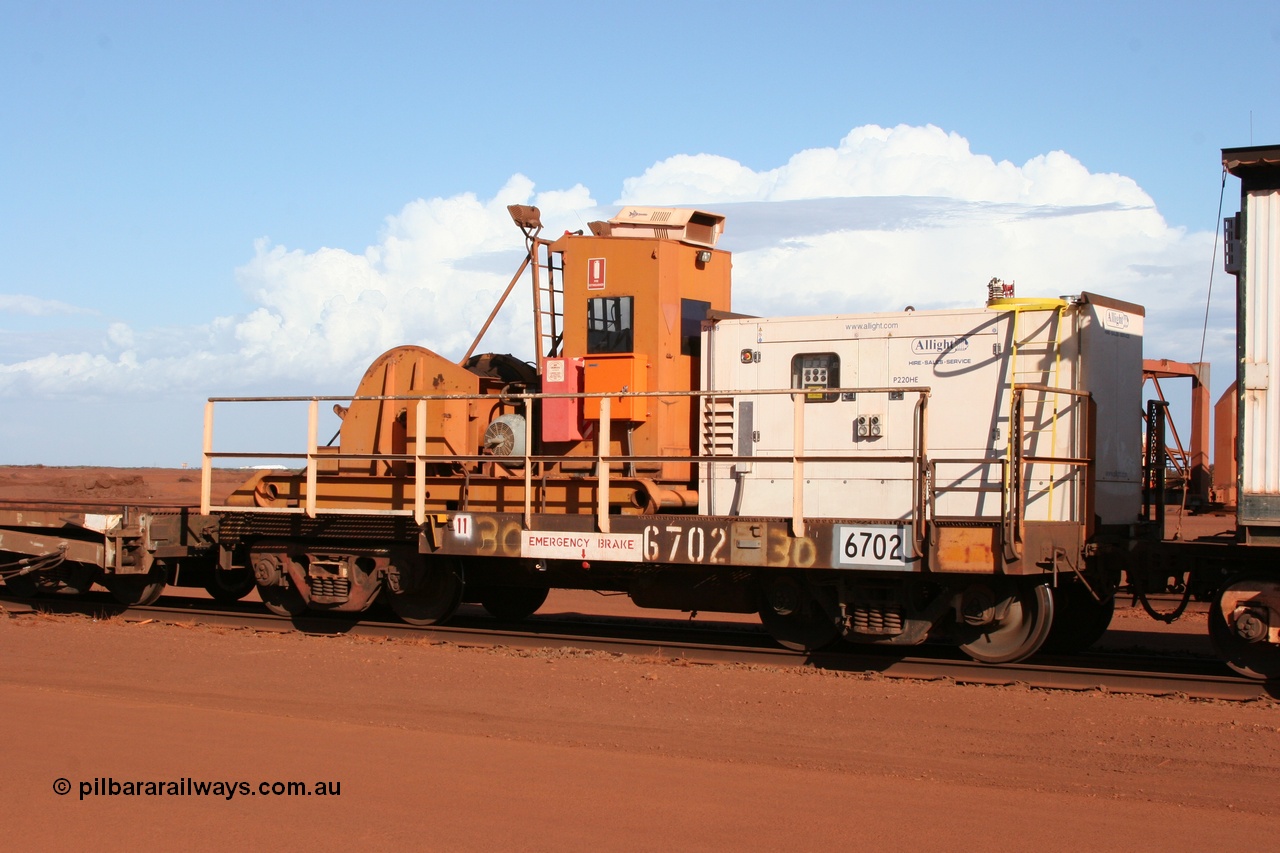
(681, 298, 711, 356)
(791, 353, 840, 402)
(586, 296, 634, 354)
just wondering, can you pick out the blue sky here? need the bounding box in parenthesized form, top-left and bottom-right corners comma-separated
(2, 1, 1278, 465)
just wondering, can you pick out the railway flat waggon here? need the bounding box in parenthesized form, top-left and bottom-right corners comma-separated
(3, 144, 1280, 680)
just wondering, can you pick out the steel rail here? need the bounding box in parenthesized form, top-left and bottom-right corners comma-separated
(1, 594, 1271, 702)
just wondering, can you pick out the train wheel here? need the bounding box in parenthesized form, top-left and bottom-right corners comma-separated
(204, 568, 256, 603)
(480, 586, 549, 621)
(389, 558, 463, 626)
(105, 570, 166, 607)
(1208, 576, 1280, 680)
(1040, 583, 1115, 654)
(758, 573, 842, 652)
(259, 584, 307, 617)
(958, 581, 1055, 664)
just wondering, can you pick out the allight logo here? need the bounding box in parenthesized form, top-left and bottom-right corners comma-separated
(1104, 310, 1130, 331)
(911, 337, 969, 355)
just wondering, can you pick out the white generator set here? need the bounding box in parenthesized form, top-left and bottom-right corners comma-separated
(699, 294, 1145, 569)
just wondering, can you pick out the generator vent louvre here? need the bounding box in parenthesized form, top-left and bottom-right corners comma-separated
(702, 396, 735, 456)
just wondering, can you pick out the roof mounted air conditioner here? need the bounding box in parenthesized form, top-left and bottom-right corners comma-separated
(604, 207, 725, 248)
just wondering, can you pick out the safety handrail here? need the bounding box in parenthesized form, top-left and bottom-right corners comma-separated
(201, 385, 935, 541)
(1004, 385, 1095, 559)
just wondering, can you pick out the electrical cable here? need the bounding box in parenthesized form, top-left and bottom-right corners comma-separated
(1171, 168, 1229, 540)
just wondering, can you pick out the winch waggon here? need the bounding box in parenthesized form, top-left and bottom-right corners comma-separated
(5, 144, 1280, 681)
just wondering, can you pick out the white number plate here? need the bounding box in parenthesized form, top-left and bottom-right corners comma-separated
(834, 525, 915, 570)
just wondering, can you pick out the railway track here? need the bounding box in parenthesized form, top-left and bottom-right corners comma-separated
(2, 592, 1273, 702)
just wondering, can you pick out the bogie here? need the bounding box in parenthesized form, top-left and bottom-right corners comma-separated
(386, 557, 464, 626)
(757, 573, 843, 652)
(105, 568, 167, 607)
(1040, 582, 1115, 655)
(953, 581, 1055, 664)
(203, 567, 257, 603)
(248, 543, 393, 615)
(1208, 575, 1280, 680)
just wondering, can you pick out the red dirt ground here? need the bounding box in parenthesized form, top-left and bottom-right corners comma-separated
(1, 467, 1277, 851)
(0, 464, 244, 506)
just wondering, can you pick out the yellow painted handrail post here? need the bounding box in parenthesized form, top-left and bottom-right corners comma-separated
(1047, 304, 1065, 519)
(914, 391, 928, 549)
(305, 399, 318, 519)
(523, 399, 533, 528)
(597, 396, 611, 534)
(414, 399, 426, 526)
(792, 391, 805, 538)
(201, 400, 214, 515)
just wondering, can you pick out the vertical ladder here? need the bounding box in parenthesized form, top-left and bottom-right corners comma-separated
(1010, 301, 1067, 459)
(530, 238, 565, 374)
(994, 298, 1071, 547)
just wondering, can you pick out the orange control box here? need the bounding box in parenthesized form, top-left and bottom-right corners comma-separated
(583, 353, 648, 422)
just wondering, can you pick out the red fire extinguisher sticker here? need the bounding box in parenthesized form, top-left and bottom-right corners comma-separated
(587, 258, 606, 290)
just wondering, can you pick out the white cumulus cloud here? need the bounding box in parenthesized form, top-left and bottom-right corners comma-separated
(226, 175, 598, 381)
(0, 125, 1235, 463)
(0, 294, 94, 317)
(620, 124, 1227, 371)
(621, 125, 1153, 208)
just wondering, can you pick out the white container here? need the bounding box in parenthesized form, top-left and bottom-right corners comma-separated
(698, 294, 1143, 528)
(1240, 190, 1280, 524)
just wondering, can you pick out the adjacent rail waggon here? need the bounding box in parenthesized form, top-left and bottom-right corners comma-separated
(3, 144, 1280, 680)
